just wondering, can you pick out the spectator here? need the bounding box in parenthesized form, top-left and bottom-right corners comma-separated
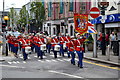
(109, 32, 116, 49)
(97, 32, 102, 50)
(105, 32, 110, 46)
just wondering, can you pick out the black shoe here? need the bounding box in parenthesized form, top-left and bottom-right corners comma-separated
(68, 56, 70, 58)
(80, 67, 83, 68)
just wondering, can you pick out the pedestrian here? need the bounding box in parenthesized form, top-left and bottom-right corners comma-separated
(74, 33, 86, 68)
(109, 32, 116, 49)
(97, 32, 102, 50)
(105, 32, 110, 46)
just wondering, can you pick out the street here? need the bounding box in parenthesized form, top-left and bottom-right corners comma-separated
(1, 52, 119, 79)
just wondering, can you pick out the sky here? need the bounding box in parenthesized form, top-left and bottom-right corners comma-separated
(0, 0, 119, 11)
(0, 0, 30, 11)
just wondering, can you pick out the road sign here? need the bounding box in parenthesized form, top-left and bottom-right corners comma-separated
(90, 7, 100, 18)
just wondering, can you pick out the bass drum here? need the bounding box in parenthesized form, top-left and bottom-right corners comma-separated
(54, 45, 60, 51)
(41, 44, 46, 51)
(25, 46, 31, 54)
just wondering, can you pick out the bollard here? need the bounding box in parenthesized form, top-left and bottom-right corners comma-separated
(107, 45, 110, 61)
(119, 41, 120, 60)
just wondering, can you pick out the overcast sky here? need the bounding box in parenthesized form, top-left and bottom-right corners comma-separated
(0, 0, 30, 11)
(0, 0, 119, 11)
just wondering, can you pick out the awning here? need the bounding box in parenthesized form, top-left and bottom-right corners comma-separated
(105, 23, 120, 28)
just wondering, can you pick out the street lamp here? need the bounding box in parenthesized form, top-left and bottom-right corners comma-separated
(98, 2, 109, 55)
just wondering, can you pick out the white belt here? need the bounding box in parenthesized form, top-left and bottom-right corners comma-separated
(77, 46, 81, 47)
(15, 43, 19, 44)
(70, 47, 74, 49)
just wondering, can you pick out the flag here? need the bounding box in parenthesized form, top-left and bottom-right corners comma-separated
(87, 22, 97, 34)
(74, 14, 88, 35)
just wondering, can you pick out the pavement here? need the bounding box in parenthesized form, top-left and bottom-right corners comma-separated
(84, 50, 120, 66)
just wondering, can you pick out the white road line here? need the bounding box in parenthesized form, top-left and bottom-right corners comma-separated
(63, 59, 70, 61)
(13, 61, 17, 64)
(43, 56, 47, 58)
(0, 65, 25, 68)
(57, 59, 64, 62)
(8, 62, 12, 64)
(16, 61, 20, 63)
(51, 59, 57, 62)
(45, 60, 51, 62)
(20, 57, 23, 59)
(23, 61, 26, 63)
(28, 57, 31, 59)
(38, 60, 44, 63)
(75, 58, 78, 61)
(48, 70, 83, 78)
(34, 56, 37, 58)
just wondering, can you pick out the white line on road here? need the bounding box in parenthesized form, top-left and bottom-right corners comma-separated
(63, 59, 70, 61)
(8, 62, 12, 64)
(51, 59, 57, 62)
(23, 61, 26, 63)
(57, 59, 64, 62)
(13, 61, 17, 64)
(45, 60, 51, 62)
(0, 65, 25, 68)
(38, 60, 44, 63)
(48, 70, 83, 78)
(34, 56, 37, 58)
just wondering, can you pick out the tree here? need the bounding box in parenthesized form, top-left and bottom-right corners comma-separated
(8, 7, 17, 28)
(30, 2, 45, 31)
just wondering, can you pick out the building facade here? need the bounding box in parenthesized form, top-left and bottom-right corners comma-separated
(43, 0, 91, 36)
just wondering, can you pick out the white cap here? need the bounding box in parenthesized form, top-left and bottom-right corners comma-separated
(66, 33, 69, 36)
(76, 33, 80, 36)
(70, 36, 74, 38)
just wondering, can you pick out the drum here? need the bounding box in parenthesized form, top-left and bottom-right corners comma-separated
(54, 45, 60, 51)
(63, 43, 66, 49)
(25, 46, 31, 54)
(41, 44, 46, 51)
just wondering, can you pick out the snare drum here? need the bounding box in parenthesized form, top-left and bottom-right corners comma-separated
(25, 46, 31, 54)
(41, 44, 46, 51)
(54, 45, 60, 51)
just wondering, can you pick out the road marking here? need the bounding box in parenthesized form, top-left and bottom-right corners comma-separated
(34, 56, 37, 58)
(43, 56, 47, 58)
(23, 61, 26, 63)
(48, 70, 83, 78)
(13, 61, 17, 64)
(57, 59, 64, 62)
(63, 59, 70, 61)
(45, 60, 51, 62)
(51, 59, 57, 62)
(38, 60, 44, 63)
(20, 57, 23, 59)
(8, 62, 12, 64)
(0, 65, 25, 68)
(16, 61, 20, 63)
(83, 60, 120, 70)
(28, 57, 31, 59)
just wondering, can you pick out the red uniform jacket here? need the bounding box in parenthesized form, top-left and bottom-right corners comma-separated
(13, 37, 19, 47)
(51, 38, 59, 47)
(18, 38, 29, 48)
(64, 36, 71, 47)
(36, 38, 45, 47)
(74, 38, 85, 51)
(59, 36, 65, 44)
(68, 40, 75, 52)
(26, 39, 32, 47)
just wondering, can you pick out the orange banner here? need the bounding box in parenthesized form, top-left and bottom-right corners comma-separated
(74, 14, 88, 35)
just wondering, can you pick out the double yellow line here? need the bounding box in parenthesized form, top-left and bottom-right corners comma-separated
(83, 60, 120, 70)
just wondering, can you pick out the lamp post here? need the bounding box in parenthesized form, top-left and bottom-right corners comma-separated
(98, 2, 109, 55)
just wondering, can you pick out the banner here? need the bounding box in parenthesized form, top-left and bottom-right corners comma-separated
(74, 14, 88, 35)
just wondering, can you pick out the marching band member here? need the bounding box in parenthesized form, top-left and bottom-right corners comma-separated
(65, 33, 71, 58)
(12, 35, 19, 58)
(74, 33, 86, 68)
(36, 34, 45, 59)
(18, 35, 30, 61)
(26, 36, 32, 54)
(59, 33, 65, 57)
(68, 36, 75, 65)
(46, 36, 51, 54)
(33, 34, 39, 54)
(51, 35, 59, 58)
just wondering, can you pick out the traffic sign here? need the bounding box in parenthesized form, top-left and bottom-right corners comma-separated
(90, 7, 100, 18)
